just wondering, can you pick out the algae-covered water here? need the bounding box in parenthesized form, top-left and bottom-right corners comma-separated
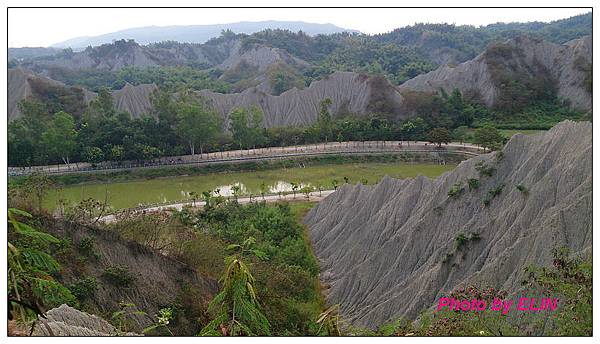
(45, 162, 455, 210)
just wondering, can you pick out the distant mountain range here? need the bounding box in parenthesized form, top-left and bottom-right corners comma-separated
(49, 21, 359, 50)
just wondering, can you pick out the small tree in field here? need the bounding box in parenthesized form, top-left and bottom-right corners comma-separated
(290, 182, 299, 199)
(473, 125, 504, 151)
(428, 127, 452, 147)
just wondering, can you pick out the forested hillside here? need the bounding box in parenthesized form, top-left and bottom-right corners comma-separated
(7, 13, 592, 167)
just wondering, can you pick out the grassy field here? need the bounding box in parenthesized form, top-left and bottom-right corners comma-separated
(498, 129, 545, 138)
(44, 162, 455, 210)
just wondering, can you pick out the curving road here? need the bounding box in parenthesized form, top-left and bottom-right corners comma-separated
(10, 140, 486, 176)
(99, 190, 336, 223)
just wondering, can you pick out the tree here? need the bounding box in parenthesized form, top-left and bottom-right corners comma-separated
(200, 257, 270, 336)
(229, 106, 266, 151)
(8, 208, 76, 324)
(176, 97, 223, 156)
(83, 146, 104, 164)
(41, 111, 77, 166)
(331, 179, 339, 191)
(428, 127, 452, 147)
(259, 183, 268, 201)
(301, 185, 314, 199)
(317, 98, 333, 143)
(452, 126, 470, 143)
(473, 125, 504, 151)
(109, 145, 125, 163)
(290, 182, 299, 199)
(22, 173, 56, 213)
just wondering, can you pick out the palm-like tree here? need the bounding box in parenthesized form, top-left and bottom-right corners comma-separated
(199, 256, 270, 336)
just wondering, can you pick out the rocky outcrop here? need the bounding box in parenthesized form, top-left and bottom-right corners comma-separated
(304, 120, 592, 329)
(31, 304, 130, 336)
(398, 35, 592, 111)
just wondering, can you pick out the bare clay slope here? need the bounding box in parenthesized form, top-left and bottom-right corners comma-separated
(198, 71, 404, 127)
(304, 120, 592, 329)
(399, 35, 592, 111)
(8, 68, 156, 120)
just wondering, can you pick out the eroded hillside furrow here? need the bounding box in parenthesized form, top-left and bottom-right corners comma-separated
(304, 120, 592, 329)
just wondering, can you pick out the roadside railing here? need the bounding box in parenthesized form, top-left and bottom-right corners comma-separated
(9, 141, 486, 177)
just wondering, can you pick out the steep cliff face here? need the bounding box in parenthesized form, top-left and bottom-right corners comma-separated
(398, 35, 592, 111)
(304, 120, 592, 329)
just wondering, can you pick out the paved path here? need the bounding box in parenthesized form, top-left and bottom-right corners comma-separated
(99, 190, 336, 223)
(10, 141, 485, 176)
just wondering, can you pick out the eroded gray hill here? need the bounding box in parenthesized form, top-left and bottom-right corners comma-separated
(8, 68, 156, 120)
(304, 120, 592, 329)
(8, 35, 592, 124)
(398, 35, 592, 111)
(198, 71, 403, 127)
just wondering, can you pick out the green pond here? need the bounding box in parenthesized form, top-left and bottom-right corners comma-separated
(45, 162, 456, 210)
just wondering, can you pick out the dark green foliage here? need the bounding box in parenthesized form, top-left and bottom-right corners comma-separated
(474, 125, 504, 151)
(200, 257, 271, 336)
(516, 184, 528, 194)
(428, 127, 452, 147)
(102, 265, 135, 287)
(475, 161, 496, 177)
(483, 184, 505, 206)
(454, 232, 481, 250)
(68, 276, 98, 301)
(8, 208, 77, 322)
(475, 161, 495, 177)
(50, 66, 232, 93)
(77, 236, 99, 260)
(180, 200, 322, 335)
(467, 178, 480, 190)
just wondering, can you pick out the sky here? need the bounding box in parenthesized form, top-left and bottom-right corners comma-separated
(8, 7, 591, 47)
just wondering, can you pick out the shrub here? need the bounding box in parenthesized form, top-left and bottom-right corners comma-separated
(495, 151, 505, 161)
(467, 178, 480, 191)
(77, 236, 99, 259)
(447, 182, 464, 198)
(102, 265, 135, 287)
(516, 184, 528, 194)
(68, 276, 98, 301)
(475, 161, 495, 177)
(454, 232, 481, 250)
(484, 184, 504, 206)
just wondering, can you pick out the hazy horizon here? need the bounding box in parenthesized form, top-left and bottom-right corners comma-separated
(8, 7, 591, 48)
